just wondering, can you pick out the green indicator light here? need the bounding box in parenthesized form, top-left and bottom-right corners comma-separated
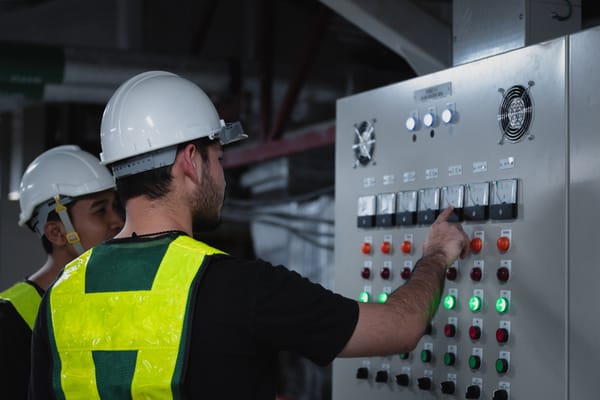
(443, 352, 455, 366)
(378, 292, 389, 303)
(399, 352, 409, 360)
(469, 296, 482, 312)
(468, 355, 480, 369)
(496, 297, 509, 313)
(443, 294, 456, 310)
(358, 291, 370, 303)
(496, 358, 509, 373)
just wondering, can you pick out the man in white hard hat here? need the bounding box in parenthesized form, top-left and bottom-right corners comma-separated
(29, 71, 469, 399)
(0, 145, 123, 399)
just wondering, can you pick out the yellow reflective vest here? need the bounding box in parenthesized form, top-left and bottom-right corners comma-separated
(0, 281, 42, 330)
(48, 235, 224, 399)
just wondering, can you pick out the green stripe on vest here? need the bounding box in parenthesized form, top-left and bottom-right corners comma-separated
(0, 281, 41, 330)
(48, 235, 224, 399)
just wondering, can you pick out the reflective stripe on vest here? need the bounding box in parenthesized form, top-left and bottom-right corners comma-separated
(0, 281, 41, 330)
(49, 235, 224, 399)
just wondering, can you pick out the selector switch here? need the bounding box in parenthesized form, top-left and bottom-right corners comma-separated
(493, 389, 509, 400)
(375, 370, 389, 383)
(465, 385, 481, 399)
(417, 377, 432, 391)
(356, 367, 369, 380)
(440, 381, 456, 394)
(396, 374, 410, 386)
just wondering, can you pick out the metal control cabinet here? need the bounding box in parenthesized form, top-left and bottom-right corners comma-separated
(333, 26, 600, 400)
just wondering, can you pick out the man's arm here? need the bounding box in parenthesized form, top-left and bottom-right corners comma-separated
(338, 207, 469, 358)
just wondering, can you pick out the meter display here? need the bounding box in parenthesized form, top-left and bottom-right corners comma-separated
(417, 187, 439, 224)
(357, 195, 376, 228)
(441, 184, 465, 222)
(396, 190, 418, 226)
(376, 193, 396, 226)
(465, 182, 490, 220)
(490, 178, 518, 219)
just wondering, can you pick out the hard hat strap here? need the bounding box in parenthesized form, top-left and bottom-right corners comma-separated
(54, 195, 85, 255)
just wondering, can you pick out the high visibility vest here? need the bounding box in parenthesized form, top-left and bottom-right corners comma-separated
(48, 235, 224, 399)
(0, 281, 41, 330)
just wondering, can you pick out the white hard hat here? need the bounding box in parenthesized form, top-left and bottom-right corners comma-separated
(18, 145, 116, 235)
(99, 71, 246, 178)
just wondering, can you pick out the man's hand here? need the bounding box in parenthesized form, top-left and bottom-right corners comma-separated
(423, 207, 470, 266)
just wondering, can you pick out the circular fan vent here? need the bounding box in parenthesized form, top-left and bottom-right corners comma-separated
(352, 120, 375, 166)
(498, 85, 533, 143)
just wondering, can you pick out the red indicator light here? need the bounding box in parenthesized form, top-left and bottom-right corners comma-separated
(497, 267, 510, 282)
(446, 267, 457, 281)
(361, 267, 371, 280)
(400, 267, 412, 280)
(444, 323, 456, 337)
(470, 237, 483, 253)
(497, 236, 510, 252)
(381, 241, 391, 254)
(469, 325, 481, 340)
(496, 328, 509, 343)
(361, 242, 371, 254)
(470, 267, 482, 282)
(380, 267, 391, 280)
(401, 240, 412, 254)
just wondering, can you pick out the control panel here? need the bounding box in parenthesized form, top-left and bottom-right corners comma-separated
(333, 27, 600, 400)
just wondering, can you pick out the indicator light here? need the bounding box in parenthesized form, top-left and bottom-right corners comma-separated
(423, 112, 435, 127)
(496, 297, 509, 313)
(446, 267, 458, 281)
(497, 267, 510, 282)
(399, 352, 410, 360)
(441, 108, 454, 124)
(496, 328, 509, 343)
(361, 242, 371, 254)
(470, 267, 482, 282)
(443, 352, 456, 366)
(468, 355, 481, 369)
(378, 292, 389, 303)
(420, 349, 432, 363)
(401, 240, 412, 254)
(443, 294, 456, 310)
(405, 116, 417, 131)
(400, 267, 412, 280)
(380, 241, 391, 254)
(360, 267, 371, 279)
(470, 237, 483, 253)
(495, 358, 509, 373)
(497, 236, 510, 252)
(444, 323, 456, 337)
(380, 267, 391, 280)
(469, 325, 481, 340)
(469, 295, 482, 312)
(358, 291, 370, 303)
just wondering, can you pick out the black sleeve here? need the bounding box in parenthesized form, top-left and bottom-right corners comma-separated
(0, 300, 31, 400)
(28, 294, 54, 400)
(251, 259, 359, 366)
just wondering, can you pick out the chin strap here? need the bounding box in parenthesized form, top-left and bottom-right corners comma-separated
(54, 195, 85, 255)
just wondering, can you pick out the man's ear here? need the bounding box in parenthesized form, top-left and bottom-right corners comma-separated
(176, 143, 201, 183)
(43, 220, 67, 247)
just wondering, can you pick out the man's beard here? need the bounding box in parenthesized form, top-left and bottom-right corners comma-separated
(191, 166, 223, 233)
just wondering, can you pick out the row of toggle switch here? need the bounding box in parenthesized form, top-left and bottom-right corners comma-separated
(355, 367, 509, 399)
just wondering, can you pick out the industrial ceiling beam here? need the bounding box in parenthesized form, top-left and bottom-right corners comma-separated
(319, 0, 451, 75)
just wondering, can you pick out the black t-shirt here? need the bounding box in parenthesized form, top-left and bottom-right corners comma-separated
(0, 280, 44, 400)
(29, 235, 358, 399)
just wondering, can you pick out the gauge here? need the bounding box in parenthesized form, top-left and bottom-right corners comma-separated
(396, 190, 417, 226)
(357, 195, 376, 228)
(417, 187, 439, 225)
(441, 184, 464, 222)
(376, 193, 396, 227)
(353, 120, 375, 167)
(490, 179, 518, 219)
(464, 182, 490, 220)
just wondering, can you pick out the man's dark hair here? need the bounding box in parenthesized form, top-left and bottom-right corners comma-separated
(116, 137, 212, 205)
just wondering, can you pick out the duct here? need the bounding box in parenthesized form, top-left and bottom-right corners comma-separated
(453, 0, 582, 65)
(319, 0, 451, 75)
